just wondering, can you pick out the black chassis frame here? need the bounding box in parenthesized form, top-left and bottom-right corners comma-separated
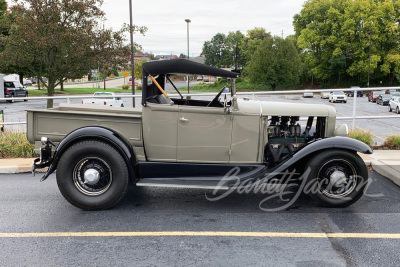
(35, 126, 372, 188)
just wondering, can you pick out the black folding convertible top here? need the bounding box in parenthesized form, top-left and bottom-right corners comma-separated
(142, 59, 240, 78)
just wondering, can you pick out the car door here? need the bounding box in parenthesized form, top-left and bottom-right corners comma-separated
(177, 105, 232, 163)
(142, 103, 179, 162)
(14, 82, 24, 97)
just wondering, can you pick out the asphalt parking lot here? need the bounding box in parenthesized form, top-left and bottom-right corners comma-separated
(1, 91, 399, 145)
(0, 171, 399, 266)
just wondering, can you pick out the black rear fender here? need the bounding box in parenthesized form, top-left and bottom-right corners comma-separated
(40, 127, 136, 181)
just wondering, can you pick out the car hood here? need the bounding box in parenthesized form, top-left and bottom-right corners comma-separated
(234, 98, 336, 118)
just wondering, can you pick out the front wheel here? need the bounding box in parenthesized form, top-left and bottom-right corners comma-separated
(57, 140, 130, 210)
(304, 150, 369, 207)
(24, 93, 28, 101)
(389, 105, 392, 112)
(397, 107, 400, 114)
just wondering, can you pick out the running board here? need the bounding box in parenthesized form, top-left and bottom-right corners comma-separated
(136, 178, 229, 190)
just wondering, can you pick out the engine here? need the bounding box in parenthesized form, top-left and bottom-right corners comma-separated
(264, 116, 313, 165)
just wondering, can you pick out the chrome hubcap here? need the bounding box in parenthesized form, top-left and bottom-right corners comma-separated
(73, 157, 112, 196)
(84, 169, 100, 185)
(317, 159, 358, 199)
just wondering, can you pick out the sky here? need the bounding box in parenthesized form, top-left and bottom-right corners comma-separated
(102, 0, 306, 57)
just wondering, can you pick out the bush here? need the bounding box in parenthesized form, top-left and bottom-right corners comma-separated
(383, 135, 400, 149)
(122, 84, 129, 90)
(0, 131, 36, 158)
(136, 85, 142, 90)
(348, 129, 373, 147)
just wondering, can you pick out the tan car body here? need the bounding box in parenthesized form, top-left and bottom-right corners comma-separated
(28, 98, 337, 165)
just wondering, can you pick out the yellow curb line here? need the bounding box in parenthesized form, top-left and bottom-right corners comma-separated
(0, 232, 399, 239)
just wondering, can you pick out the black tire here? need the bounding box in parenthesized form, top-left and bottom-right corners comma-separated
(344, 101, 347, 103)
(24, 93, 28, 101)
(304, 150, 368, 207)
(57, 140, 129, 210)
(397, 107, 400, 114)
(389, 105, 392, 112)
(7, 93, 14, 103)
(121, 104, 124, 107)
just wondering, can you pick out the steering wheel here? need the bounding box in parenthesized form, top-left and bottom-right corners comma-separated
(207, 86, 226, 107)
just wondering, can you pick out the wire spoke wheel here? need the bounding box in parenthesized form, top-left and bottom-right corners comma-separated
(305, 150, 368, 207)
(316, 159, 358, 199)
(73, 157, 113, 196)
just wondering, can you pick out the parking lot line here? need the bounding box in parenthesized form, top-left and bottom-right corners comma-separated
(0, 231, 400, 239)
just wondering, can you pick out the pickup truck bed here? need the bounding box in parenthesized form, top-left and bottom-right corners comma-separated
(27, 104, 145, 160)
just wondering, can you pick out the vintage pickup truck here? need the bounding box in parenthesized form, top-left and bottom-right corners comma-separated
(28, 59, 372, 210)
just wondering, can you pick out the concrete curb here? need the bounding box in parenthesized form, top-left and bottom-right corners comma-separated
(371, 159, 400, 187)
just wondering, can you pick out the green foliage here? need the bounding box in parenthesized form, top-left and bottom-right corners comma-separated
(0, 0, 6, 17)
(244, 37, 302, 90)
(348, 129, 373, 146)
(122, 84, 129, 90)
(226, 31, 245, 71)
(203, 33, 231, 68)
(0, 0, 146, 108)
(383, 135, 400, 149)
(294, 0, 400, 86)
(0, 131, 36, 158)
(133, 59, 146, 80)
(240, 27, 271, 65)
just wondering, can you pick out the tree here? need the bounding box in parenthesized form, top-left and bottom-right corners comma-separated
(240, 27, 271, 65)
(294, 0, 400, 86)
(0, 0, 145, 108)
(226, 31, 245, 71)
(133, 59, 146, 82)
(0, 0, 6, 16)
(179, 53, 187, 59)
(202, 33, 231, 68)
(244, 37, 302, 90)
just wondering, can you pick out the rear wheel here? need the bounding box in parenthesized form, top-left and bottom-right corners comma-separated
(24, 93, 28, 101)
(57, 140, 129, 210)
(7, 93, 14, 103)
(389, 105, 392, 112)
(397, 107, 400, 114)
(304, 150, 368, 207)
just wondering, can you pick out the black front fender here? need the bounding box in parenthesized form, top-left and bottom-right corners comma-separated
(40, 126, 136, 181)
(261, 137, 372, 181)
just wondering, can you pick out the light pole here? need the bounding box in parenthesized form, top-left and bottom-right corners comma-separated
(367, 31, 373, 87)
(129, 0, 135, 107)
(185, 19, 191, 93)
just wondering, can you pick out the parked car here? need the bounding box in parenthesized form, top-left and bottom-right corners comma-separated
(329, 91, 347, 103)
(3, 81, 28, 103)
(128, 77, 142, 87)
(82, 92, 124, 107)
(385, 89, 398, 95)
(388, 96, 400, 114)
(29, 59, 371, 211)
(367, 91, 385, 102)
(196, 76, 203, 81)
(347, 91, 363, 97)
(320, 91, 330, 99)
(303, 92, 314, 98)
(23, 79, 33, 86)
(376, 94, 392, 106)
